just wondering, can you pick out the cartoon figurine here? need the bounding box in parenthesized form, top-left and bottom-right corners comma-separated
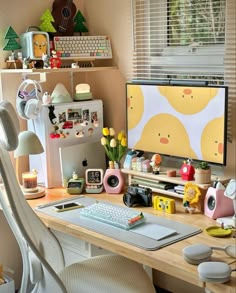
(42, 92, 52, 104)
(150, 153, 162, 174)
(180, 158, 195, 181)
(72, 171, 79, 180)
(42, 53, 51, 69)
(50, 50, 62, 69)
(183, 183, 201, 213)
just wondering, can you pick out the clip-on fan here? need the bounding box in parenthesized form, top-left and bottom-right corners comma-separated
(217, 179, 236, 228)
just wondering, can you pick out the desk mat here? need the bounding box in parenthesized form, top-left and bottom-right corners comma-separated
(35, 196, 201, 251)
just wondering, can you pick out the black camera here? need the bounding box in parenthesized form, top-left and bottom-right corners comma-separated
(123, 184, 152, 207)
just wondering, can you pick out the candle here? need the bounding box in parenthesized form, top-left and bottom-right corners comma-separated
(22, 172, 38, 192)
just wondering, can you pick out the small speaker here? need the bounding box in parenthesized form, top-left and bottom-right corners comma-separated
(103, 169, 124, 194)
(204, 186, 234, 219)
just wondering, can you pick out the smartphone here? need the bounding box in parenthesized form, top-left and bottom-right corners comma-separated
(53, 202, 84, 212)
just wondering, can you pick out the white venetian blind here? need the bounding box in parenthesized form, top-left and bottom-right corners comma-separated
(130, 0, 235, 142)
(224, 0, 236, 143)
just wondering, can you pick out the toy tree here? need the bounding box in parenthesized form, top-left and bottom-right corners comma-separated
(3, 26, 21, 56)
(39, 9, 56, 33)
(74, 10, 88, 35)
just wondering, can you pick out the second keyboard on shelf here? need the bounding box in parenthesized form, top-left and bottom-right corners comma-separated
(80, 201, 145, 230)
(53, 35, 113, 59)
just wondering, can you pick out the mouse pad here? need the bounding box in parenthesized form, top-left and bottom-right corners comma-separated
(36, 196, 202, 251)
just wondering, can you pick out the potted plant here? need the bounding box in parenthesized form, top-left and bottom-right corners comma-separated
(194, 161, 211, 184)
(101, 127, 127, 193)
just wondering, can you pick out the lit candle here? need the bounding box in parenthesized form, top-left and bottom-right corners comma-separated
(22, 172, 38, 192)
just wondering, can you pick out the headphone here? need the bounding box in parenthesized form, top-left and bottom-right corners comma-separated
(16, 79, 43, 120)
(183, 243, 235, 283)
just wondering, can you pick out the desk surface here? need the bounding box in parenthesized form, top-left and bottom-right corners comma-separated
(29, 188, 236, 293)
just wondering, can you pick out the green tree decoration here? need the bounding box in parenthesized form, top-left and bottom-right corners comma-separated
(74, 10, 88, 35)
(39, 9, 56, 33)
(3, 26, 21, 53)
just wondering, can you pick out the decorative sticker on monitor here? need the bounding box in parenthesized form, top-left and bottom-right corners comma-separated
(127, 84, 227, 165)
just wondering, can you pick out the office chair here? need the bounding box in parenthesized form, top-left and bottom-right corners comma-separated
(0, 100, 156, 293)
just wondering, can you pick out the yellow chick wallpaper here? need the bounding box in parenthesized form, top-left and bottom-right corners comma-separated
(127, 83, 227, 165)
(201, 116, 225, 164)
(135, 113, 197, 159)
(127, 84, 144, 130)
(158, 85, 218, 115)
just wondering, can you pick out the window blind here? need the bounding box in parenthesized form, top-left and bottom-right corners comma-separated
(224, 0, 236, 143)
(131, 0, 235, 142)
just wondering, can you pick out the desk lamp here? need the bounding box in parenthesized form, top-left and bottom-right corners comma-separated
(14, 130, 45, 199)
(217, 179, 236, 228)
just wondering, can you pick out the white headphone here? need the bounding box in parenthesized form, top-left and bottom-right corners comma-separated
(16, 79, 43, 120)
(183, 243, 235, 283)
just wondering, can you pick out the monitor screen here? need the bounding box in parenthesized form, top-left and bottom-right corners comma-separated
(126, 82, 228, 166)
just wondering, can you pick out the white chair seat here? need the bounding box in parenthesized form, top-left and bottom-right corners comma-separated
(59, 255, 156, 293)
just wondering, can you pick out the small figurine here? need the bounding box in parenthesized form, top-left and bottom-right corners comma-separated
(183, 183, 201, 213)
(42, 92, 52, 104)
(72, 171, 79, 180)
(150, 153, 162, 174)
(23, 57, 30, 69)
(50, 50, 62, 69)
(42, 53, 51, 69)
(180, 158, 195, 181)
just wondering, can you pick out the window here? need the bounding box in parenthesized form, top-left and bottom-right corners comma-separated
(131, 0, 235, 142)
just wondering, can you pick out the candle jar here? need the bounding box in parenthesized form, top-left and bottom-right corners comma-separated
(22, 172, 38, 193)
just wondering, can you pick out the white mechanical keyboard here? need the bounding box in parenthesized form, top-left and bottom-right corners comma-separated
(53, 35, 113, 59)
(80, 201, 145, 230)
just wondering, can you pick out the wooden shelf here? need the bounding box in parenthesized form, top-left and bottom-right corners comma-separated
(121, 168, 213, 210)
(0, 66, 117, 74)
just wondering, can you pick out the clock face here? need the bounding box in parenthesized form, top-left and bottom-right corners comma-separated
(86, 169, 104, 185)
(183, 166, 188, 173)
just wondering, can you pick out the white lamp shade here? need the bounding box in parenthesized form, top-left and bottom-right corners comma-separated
(14, 131, 44, 157)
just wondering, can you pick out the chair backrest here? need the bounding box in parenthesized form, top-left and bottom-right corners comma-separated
(0, 100, 66, 292)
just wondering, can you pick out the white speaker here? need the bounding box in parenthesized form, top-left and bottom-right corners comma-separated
(16, 79, 43, 120)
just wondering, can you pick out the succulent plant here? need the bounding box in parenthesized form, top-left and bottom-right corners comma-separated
(197, 161, 210, 170)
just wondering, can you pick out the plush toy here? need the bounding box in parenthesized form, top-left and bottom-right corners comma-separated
(183, 183, 201, 213)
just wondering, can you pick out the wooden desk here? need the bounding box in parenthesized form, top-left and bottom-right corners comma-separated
(29, 188, 236, 293)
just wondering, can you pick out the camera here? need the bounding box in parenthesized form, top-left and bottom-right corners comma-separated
(123, 184, 152, 207)
(153, 195, 176, 214)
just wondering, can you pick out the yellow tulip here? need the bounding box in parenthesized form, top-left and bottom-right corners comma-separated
(118, 131, 124, 141)
(121, 137, 127, 147)
(102, 127, 109, 136)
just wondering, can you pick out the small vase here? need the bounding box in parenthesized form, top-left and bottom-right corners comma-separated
(103, 168, 125, 194)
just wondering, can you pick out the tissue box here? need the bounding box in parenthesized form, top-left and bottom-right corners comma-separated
(0, 276, 15, 293)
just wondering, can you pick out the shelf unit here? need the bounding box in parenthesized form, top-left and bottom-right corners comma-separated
(122, 168, 212, 196)
(121, 168, 218, 212)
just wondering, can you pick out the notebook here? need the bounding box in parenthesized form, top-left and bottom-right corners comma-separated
(59, 141, 106, 186)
